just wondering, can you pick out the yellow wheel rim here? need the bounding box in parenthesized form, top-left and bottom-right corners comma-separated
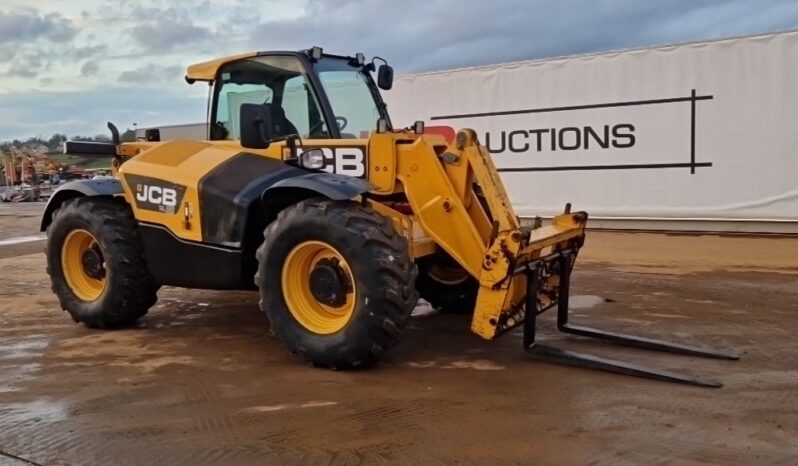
(61, 229, 106, 301)
(281, 241, 356, 335)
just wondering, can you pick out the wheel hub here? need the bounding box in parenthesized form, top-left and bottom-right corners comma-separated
(81, 247, 105, 279)
(309, 258, 349, 307)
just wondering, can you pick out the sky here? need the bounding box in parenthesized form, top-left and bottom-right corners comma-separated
(1, 0, 797, 141)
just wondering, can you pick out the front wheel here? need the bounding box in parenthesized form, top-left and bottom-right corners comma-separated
(46, 196, 158, 328)
(256, 199, 418, 368)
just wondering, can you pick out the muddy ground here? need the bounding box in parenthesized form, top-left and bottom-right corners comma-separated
(0, 202, 796, 465)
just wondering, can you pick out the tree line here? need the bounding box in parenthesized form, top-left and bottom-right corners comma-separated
(0, 129, 137, 153)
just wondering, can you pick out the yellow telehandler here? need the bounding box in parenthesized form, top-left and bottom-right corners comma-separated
(41, 47, 736, 386)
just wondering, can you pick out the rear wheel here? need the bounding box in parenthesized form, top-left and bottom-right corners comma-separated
(256, 198, 418, 368)
(46, 196, 158, 328)
(416, 254, 478, 314)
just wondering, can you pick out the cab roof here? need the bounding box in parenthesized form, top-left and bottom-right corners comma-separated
(185, 48, 359, 83)
(185, 52, 258, 83)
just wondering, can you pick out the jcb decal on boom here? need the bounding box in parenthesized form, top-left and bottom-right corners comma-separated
(297, 146, 367, 178)
(125, 174, 187, 215)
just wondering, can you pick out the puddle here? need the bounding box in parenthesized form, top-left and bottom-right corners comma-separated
(111, 355, 196, 373)
(0, 234, 46, 246)
(644, 312, 688, 319)
(0, 363, 41, 393)
(0, 399, 69, 424)
(0, 335, 50, 359)
(569, 295, 608, 309)
(441, 360, 505, 371)
(300, 401, 338, 408)
(408, 359, 506, 371)
(246, 400, 338, 413)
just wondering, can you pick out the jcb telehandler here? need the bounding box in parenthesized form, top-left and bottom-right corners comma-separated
(42, 47, 736, 386)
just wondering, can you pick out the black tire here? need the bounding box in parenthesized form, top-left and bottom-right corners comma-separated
(46, 196, 158, 329)
(256, 198, 418, 368)
(416, 254, 478, 314)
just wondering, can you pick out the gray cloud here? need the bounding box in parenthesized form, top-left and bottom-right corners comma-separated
(7, 64, 39, 78)
(69, 44, 107, 60)
(242, 0, 798, 72)
(118, 63, 183, 83)
(80, 60, 99, 77)
(0, 43, 107, 81)
(0, 10, 78, 44)
(129, 18, 212, 52)
(5, 49, 50, 77)
(105, 1, 260, 56)
(0, 9, 106, 80)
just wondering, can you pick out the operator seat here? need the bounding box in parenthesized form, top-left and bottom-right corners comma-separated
(270, 105, 299, 138)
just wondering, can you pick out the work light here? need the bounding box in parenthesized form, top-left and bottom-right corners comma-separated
(300, 149, 325, 169)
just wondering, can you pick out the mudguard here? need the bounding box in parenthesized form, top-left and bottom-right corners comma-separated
(198, 154, 371, 248)
(263, 172, 371, 203)
(196, 154, 302, 247)
(40, 179, 124, 231)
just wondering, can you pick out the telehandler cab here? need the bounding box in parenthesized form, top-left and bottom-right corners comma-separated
(42, 47, 737, 386)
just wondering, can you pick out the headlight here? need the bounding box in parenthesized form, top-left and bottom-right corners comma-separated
(300, 149, 325, 170)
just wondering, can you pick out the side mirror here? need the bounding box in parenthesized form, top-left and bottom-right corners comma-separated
(377, 64, 393, 90)
(240, 103, 273, 149)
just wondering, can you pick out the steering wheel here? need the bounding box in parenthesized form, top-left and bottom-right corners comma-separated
(309, 116, 348, 136)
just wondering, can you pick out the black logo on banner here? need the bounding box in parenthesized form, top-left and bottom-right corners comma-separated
(431, 89, 713, 175)
(125, 174, 187, 214)
(484, 124, 636, 153)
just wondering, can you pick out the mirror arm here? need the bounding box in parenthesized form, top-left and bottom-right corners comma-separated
(284, 134, 303, 164)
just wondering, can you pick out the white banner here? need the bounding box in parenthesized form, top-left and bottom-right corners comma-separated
(385, 31, 798, 227)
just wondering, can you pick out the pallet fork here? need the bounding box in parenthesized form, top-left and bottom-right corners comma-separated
(520, 250, 739, 388)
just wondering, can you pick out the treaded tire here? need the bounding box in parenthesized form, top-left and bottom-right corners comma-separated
(46, 196, 158, 329)
(256, 198, 418, 368)
(416, 255, 478, 314)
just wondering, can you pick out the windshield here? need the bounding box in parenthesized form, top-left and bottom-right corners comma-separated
(314, 57, 385, 139)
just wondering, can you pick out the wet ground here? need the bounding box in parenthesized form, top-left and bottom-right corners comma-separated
(1, 202, 797, 465)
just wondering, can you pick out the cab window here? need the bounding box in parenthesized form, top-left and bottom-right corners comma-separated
(315, 57, 383, 139)
(211, 55, 325, 141)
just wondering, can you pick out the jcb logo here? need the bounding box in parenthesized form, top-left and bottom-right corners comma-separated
(126, 174, 186, 214)
(298, 146, 367, 178)
(136, 185, 178, 207)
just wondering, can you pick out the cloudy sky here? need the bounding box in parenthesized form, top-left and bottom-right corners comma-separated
(1, 0, 797, 141)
